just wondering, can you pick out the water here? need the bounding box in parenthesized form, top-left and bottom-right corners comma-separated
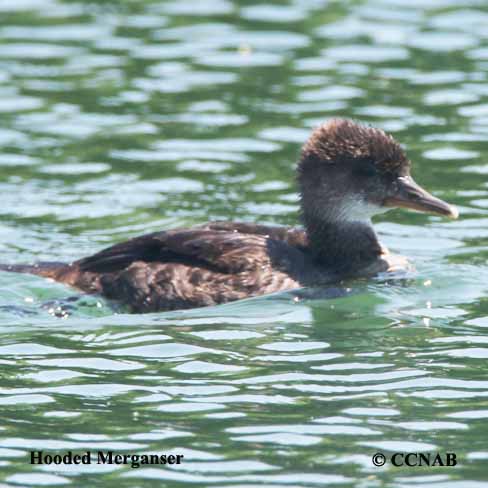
(0, 0, 488, 486)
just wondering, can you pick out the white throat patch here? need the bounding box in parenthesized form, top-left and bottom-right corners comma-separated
(333, 196, 387, 223)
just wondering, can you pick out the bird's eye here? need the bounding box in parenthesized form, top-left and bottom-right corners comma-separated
(355, 161, 377, 178)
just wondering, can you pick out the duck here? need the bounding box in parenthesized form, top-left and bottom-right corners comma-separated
(0, 119, 458, 313)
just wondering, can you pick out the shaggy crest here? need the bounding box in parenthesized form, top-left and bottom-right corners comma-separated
(299, 119, 410, 175)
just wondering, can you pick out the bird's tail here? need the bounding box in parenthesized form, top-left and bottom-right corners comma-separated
(0, 262, 69, 280)
(0, 261, 102, 294)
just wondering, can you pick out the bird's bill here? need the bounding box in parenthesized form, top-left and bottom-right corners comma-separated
(384, 176, 458, 219)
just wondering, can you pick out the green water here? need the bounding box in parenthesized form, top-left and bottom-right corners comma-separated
(1, 0, 488, 486)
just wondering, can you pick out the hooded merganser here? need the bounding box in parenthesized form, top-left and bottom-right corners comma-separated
(1, 119, 458, 313)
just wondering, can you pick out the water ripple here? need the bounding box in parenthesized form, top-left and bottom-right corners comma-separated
(1, 0, 488, 486)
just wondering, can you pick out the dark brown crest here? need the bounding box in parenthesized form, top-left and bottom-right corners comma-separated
(299, 119, 410, 175)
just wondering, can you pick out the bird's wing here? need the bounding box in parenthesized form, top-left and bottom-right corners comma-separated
(76, 222, 307, 274)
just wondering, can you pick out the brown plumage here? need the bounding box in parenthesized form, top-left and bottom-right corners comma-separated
(0, 119, 458, 313)
(300, 119, 409, 174)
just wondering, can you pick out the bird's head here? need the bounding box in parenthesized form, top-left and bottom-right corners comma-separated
(297, 119, 458, 223)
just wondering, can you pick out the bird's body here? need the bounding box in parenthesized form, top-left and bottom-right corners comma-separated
(0, 119, 458, 313)
(2, 222, 393, 312)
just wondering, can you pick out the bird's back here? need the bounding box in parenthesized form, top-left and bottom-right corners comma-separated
(49, 222, 315, 312)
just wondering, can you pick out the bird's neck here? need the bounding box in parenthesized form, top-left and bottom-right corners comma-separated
(303, 212, 383, 273)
